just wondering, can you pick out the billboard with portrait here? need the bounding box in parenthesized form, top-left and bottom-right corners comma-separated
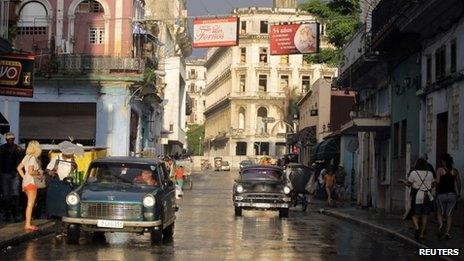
(270, 23, 319, 55)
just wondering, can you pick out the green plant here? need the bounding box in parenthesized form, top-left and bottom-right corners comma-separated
(186, 124, 205, 156)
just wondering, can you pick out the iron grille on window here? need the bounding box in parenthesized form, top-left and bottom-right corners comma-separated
(18, 27, 47, 35)
(89, 27, 105, 44)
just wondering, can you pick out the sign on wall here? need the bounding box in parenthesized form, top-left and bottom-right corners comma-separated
(0, 53, 34, 97)
(270, 23, 319, 55)
(193, 17, 239, 48)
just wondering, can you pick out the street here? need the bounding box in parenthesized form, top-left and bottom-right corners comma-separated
(2, 171, 422, 260)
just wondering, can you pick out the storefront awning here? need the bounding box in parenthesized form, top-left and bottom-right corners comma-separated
(340, 117, 390, 134)
(0, 113, 10, 134)
(311, 138, 339, 161)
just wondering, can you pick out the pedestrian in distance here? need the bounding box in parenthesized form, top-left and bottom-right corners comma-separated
(399, 158, 435, 240)
(436, 153, 461, 239)
(0, 132, 24, 222)
(325, 166, 335, 206)
(16, 140, 43, 232)
(175, 165, 185, 188)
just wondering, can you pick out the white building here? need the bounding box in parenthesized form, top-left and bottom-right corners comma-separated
(203, 0, 337, 165)
(186, 58, 207, 125)
(145, 0, 192, 155)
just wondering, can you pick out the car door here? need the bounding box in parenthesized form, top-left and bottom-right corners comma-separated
(158, 163, 176, 223)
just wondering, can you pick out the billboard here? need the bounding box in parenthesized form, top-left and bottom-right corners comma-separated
(0, 53, 34, 97)
(193, 17, 238, 48)
(270, 23, 319, 55)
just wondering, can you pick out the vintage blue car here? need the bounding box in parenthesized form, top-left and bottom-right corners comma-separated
(62, 157, 177, 245)
(233, 165, 291, 218)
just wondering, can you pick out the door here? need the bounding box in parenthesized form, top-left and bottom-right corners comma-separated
(158, 163, 175, 224)
(436, 112, 448, 167)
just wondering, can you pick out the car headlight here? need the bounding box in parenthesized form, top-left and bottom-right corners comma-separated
(283, 186, 291, 194)
(236, 185, 244, 193)
(143, 194, 156, 208)
(66, 192, 80, 206)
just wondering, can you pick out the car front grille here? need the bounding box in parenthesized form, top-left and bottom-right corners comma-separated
(242, 193, 284, 202)
(81, 202, 142, 220)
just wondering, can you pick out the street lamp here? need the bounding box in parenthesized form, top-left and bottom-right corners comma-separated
(199, 136, 202, 156)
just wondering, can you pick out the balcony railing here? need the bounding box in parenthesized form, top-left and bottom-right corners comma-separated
(35, 54, 146, 75)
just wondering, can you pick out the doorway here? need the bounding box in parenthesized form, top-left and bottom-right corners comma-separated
(436, 112, 448, 167)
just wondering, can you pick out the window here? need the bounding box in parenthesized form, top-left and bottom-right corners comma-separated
(238, 107, 246, 129)
(451, 39, 457, 73)
(203, 100, 206, 107)
(189, 84, 195, 92)
(240, 21, 247, 34)
(280, 75, 289, 90)
(191, 98, 196, 109)
(280, 55, 289, 65)
(77, 0, 104, 13)
(320, 24, 325, 36)
(435, 46, 446, 81)
(239, 75, 246, 92)
(302, 75, 310, 93)
(426, 55, 432, 84)
(257, 107, 268, 134)
(89, 27, 104, 44)
(169, 123, 174, 132)
(258, 75, 267, 92)
(240, 48, 246, 63)
(190, 69, 197, 78)
(18, 27, 47, 35)
(236, 142, 247, 156)
(259, 48, 268, 63)
(323, 76, 332, 80)
(260, 21, 268, 34)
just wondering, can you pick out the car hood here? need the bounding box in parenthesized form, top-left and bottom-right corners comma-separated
(237, 179, 285, 193)
(80, 183, 158, 203)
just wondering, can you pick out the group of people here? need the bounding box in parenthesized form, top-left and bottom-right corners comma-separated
(312, 163, 346, 206)
(0, 134, 79, 232)
(399, 153, 461, 240)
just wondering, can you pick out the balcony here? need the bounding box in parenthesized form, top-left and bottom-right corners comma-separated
(35, 54, 146, 75)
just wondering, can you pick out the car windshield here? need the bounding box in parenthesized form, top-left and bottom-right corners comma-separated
(241, 168, 282, 181)
(241, 160, 253, 165)
(86, 163, 159, 187)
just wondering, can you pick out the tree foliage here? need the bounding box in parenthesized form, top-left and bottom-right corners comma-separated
(300, 0, 360, 64)
(186, 124, 205, 156)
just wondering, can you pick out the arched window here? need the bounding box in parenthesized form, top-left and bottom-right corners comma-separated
(238, 107, 246, 130)
(18, 2, 48, 35)
(257, 107, 268, 134)
(77, 0, 104, 13)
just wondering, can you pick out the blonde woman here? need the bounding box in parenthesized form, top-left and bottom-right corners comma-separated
(17, 140, 43, 231)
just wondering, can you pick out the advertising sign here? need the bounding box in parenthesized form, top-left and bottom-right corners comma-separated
(193, 17, 238, 48)
(270, 23, 319, 55)
(0, 53, 34, 97)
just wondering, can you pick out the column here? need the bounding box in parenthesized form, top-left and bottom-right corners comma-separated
(247, 140, 255, 156)
(269, 142, 276, 156)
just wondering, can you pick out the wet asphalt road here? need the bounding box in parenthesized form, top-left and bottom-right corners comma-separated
(2, 170, 424, 261)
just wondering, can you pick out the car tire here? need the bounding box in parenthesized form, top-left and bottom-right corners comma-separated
(66, 224, 80, 245)
(92, 231, 106, 243)
(279, 209, 289, 218)
(234, 207, 242, 216)
(150, 228, 163, 245)
(163, 222, 175, 240)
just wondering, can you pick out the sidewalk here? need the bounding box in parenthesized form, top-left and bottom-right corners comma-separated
(315, 200, 464, 260)
(0, 220, 55, 250)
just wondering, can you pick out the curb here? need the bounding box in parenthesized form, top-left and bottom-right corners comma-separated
(0, 221, 55, 250)
(319, 208, 455, 261)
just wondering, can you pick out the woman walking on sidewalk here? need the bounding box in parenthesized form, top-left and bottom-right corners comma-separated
(399, 158, 435, 240)
(436, 153, 461, 239)
(16, 140, 43, 232)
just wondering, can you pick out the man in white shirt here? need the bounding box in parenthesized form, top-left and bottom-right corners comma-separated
(46, 150, 76, 181)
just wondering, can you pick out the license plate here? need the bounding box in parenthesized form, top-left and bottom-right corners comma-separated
(97, 220, 124, 228)
(254, 203, 271, 208)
